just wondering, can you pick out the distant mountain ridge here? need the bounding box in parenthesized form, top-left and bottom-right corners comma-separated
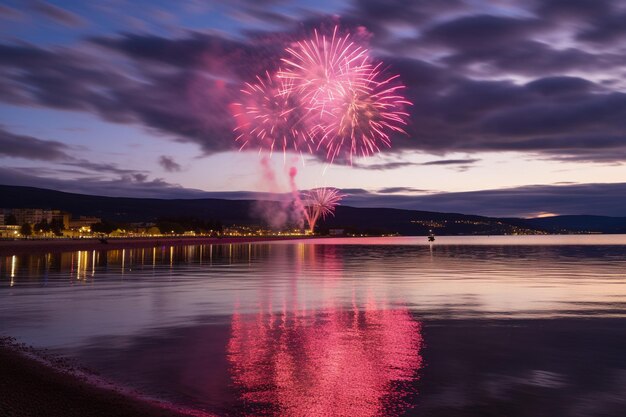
(2, 184, 625, 235)
(523, 215, 626, 234)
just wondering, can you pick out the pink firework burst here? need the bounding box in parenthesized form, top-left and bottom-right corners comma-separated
(231, 71, 313, 156)
(279, 26, 411, 163)
(302, 187, 344, 233)
(231, 26, 411, 163)
(278, 26, 372, 116)
(319, 65, 412, 163)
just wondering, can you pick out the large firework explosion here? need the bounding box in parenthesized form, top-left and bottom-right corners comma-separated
(278, 26, 411, 163)
(302, 187, 344, 233)
(230, 26, 409, 231)
(231, 25, 411, 163)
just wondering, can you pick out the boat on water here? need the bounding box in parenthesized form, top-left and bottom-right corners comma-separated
(428, 230, 435, 242)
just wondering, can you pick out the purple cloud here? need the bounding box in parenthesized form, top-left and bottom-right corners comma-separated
(158, 155, 182, 172)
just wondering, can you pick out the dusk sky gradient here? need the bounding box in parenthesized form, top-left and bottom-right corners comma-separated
(1, 0, 625, 217)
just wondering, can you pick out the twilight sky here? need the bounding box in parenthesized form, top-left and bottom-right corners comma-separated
(1, 0, 625, 217)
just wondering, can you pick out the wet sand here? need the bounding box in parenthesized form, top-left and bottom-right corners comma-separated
(0, 236, 300, 256)
(0, 338, 214, 417)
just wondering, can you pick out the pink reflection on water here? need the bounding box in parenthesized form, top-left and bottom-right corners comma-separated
(227, 296, 423, 417)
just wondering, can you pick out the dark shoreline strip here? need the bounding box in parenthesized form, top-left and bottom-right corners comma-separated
(0, 236, 301, 256)
(0, 337, 213, 417)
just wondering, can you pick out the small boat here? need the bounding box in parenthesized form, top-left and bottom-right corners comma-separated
(427, 230, 435, 242)
(99, 238, 108, 244)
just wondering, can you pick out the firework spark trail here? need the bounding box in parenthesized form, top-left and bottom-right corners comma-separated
(302, 188, 344, 233)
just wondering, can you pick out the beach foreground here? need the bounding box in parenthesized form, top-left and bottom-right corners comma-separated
(0, 339, 198, 417)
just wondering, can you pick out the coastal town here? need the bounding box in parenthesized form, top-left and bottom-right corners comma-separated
(0, 207, 308, 239)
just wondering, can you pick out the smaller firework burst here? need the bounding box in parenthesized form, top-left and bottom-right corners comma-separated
(231, 71, 313, 156)
(302, 187, 344, 233)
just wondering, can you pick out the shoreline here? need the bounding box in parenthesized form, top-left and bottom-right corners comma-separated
(0, 337, 213, 417)
(0, 236, 302, 256)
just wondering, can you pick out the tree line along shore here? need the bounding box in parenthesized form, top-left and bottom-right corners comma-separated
(0, 236, 303, 257)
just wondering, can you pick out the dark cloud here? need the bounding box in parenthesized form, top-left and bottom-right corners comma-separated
(421, 14, 544, 51)
(131, 173, 149, 182)
(475, 135, 626, 153)
(479, 93, 626, 136)
(525, 76, 596, 96)
(344, 0, 467, 49)
(577, 12, 626, 44)
(421, 158, 479, 166)
(62, 160, 147, 176)
(355, 158, 479, 171)
(377, 187, 430, 194)
(0, 41, 237, 153)
(0, 126, 72, 161)
(0, 4, 21, 18)
(395, 74, 626, 162)
(0, 126, 151, 176)
(158, 155, 182, 172)
(0, 166, 204, 199)
(353, 161, 420, 170)
(92, 31, 281, 78)
(0, 1, 625, 165)
(533, 1, 626, 45)
(534, 0, 614, 20)
(443, 40, 625, 76)
(338, 188, 371, 195)
(230, 2, 298, 28)
(351, 0, 464, 24)
(30, 0, 86, 27)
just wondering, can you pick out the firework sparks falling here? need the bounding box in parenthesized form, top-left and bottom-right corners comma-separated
(302, 187, 344, 233)
(231, 71, 313, 157)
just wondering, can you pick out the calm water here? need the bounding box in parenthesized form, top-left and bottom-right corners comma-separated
(2, 236, 626, 416)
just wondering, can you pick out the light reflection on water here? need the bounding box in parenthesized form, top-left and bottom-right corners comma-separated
(228, 302, 422, 417)
(1, 236, 626, 416)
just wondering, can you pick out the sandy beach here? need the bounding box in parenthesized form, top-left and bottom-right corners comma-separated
(0, 338, 213, 417)
(0, 236, 299, 256)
